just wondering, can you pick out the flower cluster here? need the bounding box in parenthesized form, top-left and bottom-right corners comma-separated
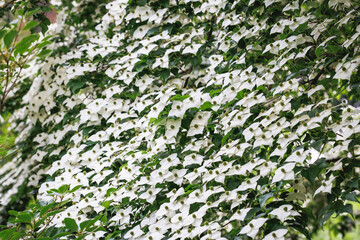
(1, 0, 360, 239)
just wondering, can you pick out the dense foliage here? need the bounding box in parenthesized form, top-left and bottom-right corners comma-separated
(1, 0, 360, 239)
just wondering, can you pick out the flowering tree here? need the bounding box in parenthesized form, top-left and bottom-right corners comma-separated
(1, 0, 360, 239)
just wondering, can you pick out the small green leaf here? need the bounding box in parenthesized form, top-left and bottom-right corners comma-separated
(25, 9, 41, 18)
(40, 202, 55, 216)
(171, 94, 190, 101)
(301, 166, 321, 185)
(69, 185, 82, 193)
(37, 49, 52, 57)
(101, 201, 110, 209)
(14, 33, 40, 55)
(342, 192, 359, 202)
(8, 210, 18, 216)
(80, 215, 102, 231)
(0, 228, 16, 240)
(53, 232, 73, 238)
(13, 212, 32, 224)
(200, 101, 213, 110)
(3, 29, 17, 49)
(338, 204, 354, 219)
(320, 211, 334, 227)
(67, 79, 86, 93)
(23, 21, 39, 31)
(315, 46, 324, 58)
(259, 192, 273, 208)
(310, 140, 323, 152)
(64, 218, 78, 232)
(36, 40, 52, 50)
(58, 184, 69, 194)
(0, 29, 7, 40)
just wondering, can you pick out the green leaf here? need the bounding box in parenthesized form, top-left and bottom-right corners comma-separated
(244, 207, 261, 220)
(159, 69, 170, 82)
(259, 192, 273, 208)
(8, 210, 18, 216)
(34, 217, 47, 229)
(40, 202, 55, 217)
(53, 232, 73, 238)
(23, 21, 39, 31)
(37, 49, 52, 57)
(69, 185, 82, 193)
(320, 211, 334, 227)
(0, 29, 7, 40)
(14, 33, 40, 55)
(80, 215, 102, 231)
(342, 192, 359, 202)
(310, 140, 323, 152)
(200, 101, 213, 110)
(13, 212, 32, 224)
(171, 94, 190, 101)
(64, 218, 78, 232)
(3, 29, 17, 49)
(338, 204, 354, 219)
(68, 79, 86, 93)
(58, 184, 69, 194)
(315, 46, 324, 58)
(25, 9, 41, 18)
(36, 41, 52, 50)
(9, 231, 26, 240)
(301, 166, 321, 185)
(0, 228, 16, 240)
(101, 201, 111, 209)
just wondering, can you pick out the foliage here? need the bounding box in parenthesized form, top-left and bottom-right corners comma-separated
(0, 0, 360, 239)
(0, 0, 53, 113)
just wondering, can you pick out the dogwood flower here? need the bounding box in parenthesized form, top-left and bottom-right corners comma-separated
(269, 204, 300, 222)
(314, 175, 336, 197)
(240, 217, 267, 238)
(263, 229, 288, 240)
(272, 163, 296, 183)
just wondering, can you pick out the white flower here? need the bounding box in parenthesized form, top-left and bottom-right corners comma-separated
(229, 208, 251, 221)
(182, 44, 202, 54)
(124, 225, 144, 239)
(139, 187, 161, 204)
(314, 176, 336, 197)
(253, 131, 273, 148)
(236, 176, 260, 191)
(240, 217, 267, 238)
(183, 153, 203, 167)
(165, 118, 182, 138)
(270, 145, 287, 158)
(269, 205, 300, 222)
(283, 0, 298, 11)
(187, 111, 211, 136)
(272, 163, 296, 183)
(263, 229, 288, 240)
(168, 101, 187, 118)
(243, 122, 262, 142)
(285, 149, 308, 164)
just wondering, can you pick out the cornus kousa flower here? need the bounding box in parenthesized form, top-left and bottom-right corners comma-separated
(314, 175, 336, 197)
(269, 204, 301, 222)
(187, 111, 211, 136)
(263, 229, 288, 240)
(272, 163, 296, 183)
(240, 217, 267, 238)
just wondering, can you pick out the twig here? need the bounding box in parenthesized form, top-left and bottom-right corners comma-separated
(35, 196, 64, 238)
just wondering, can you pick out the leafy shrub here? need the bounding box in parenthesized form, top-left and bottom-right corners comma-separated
(1, 0, 360, 239)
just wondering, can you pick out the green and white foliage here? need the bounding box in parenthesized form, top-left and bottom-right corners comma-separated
(1, 0, 360, 239)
